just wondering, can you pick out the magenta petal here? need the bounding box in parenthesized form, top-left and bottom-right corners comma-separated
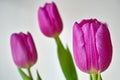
(10, 32, 37, 68)
(45, 2, 63, 33)
(10, 34, 29, 68)
(38, 2, 63, 37)
(27, 32, 37, 65)
(96, 24, 112, 72)
(73, 22, 88, 72)
(73, 19, 112, 74)
(82, 22, 100, 72)
(38, 7, 54, 37)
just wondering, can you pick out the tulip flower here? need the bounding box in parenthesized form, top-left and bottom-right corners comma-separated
(10, 32, 37, 68)
(38, 2, 63, 38)
(38, 2, 78, 79)
(73, 19, 112, 75)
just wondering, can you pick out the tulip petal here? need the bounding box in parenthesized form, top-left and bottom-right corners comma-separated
(27, 32, 37, 66)
(38, 7, 54, 37)
(38, 2, 63, 37)
(46, 2, 63, 33)
(11, 34, 29, 68)
(73, 19, 112, 74)
(73, 22, 88, 72)
(81, 22, 99, 73)
(10, 32, 37, 68)
(96, 24, 112, 72)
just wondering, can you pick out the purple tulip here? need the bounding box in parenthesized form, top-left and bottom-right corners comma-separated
(73, 19, 112, 74)
(38, 2, 63, 38)
(10, 32, 37, 68)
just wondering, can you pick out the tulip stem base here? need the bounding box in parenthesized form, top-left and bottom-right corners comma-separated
(90, 72, 102, 80)
(27, 68, 33, 80)
(90, 74, 97, 80)
(98, 72, 102, 80)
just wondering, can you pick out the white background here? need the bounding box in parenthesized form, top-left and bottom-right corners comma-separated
(0, 0, 120, 80)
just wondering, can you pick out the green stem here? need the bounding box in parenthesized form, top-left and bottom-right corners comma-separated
(54, 36, 78, 80)
(90, 74, 92, 80)
(90, 72, 102, 80)
(54, 36, 63, 48)
(27, 68, 33, 80)
(90, 74, 98, 80)
(98, 72, 102, 80)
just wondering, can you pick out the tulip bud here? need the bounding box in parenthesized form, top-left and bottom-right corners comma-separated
(10, 32, 37, 68)
(73, 19, 112, 74)
(38, 2, 63, 38)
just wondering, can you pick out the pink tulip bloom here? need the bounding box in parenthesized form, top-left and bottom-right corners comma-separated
(73, 19, 112, 74)
(10, 32, 37, 68)
(38, 2, 63, 38)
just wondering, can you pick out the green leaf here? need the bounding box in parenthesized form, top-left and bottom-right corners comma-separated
(18, 68, 31, 80)
(36, 70, 42, 80)
(55, 36, 78, 80)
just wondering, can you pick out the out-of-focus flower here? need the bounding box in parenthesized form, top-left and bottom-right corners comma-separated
(10, 32, 37, 68)
(38, 2, 63, 38)
(73, 19, 112, 74)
